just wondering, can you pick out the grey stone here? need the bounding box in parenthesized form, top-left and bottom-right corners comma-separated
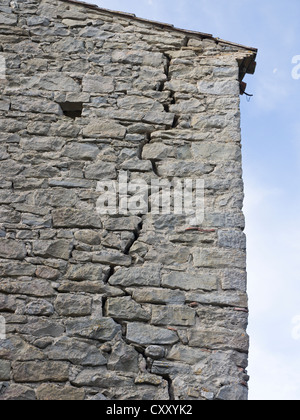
(66, 318, 121, 341)
(47, 337, 107, 366)
(83, 75, 114, 93)
(0, 294, 17, 312)
(197, 80, 239, 96)
(188, 328, 249, 352)
(0, 385, 36, 401)
(151, 305, 196, 327)
(142, 143, 175, 161)
(191, 142, 241, 162)
(85, 161, 117, 180)
(92, 250, 132, 267)
(131, 287, 185, 305)
(107, 341, 139, 373)
(13, 361, 69, 383)
(36, 384, 85, 401)
(217, 385, 248, 401)
(32, 240, 73, 260)
(156, 160, 214, 177)
(162, 271, 218, 292)
(11, 97, 62, 115)
(109, 264, 161, 287)
(218, 230, 246, 249)
(18, 319, 65, 338)
(25, 300, 54, 316)
(74, 230, 101, 245)
(106, 297, 151, 322)
(35, 73, 81, 92)
(126, 323, 179, 346)
(0, 279, 55, 297)
(83, 120, 126, 139)
(65, 263, 109, 281)
(62, 143, 99, 160)
(193, 248, 246, 270)
(52, 208, 102, 229)
(0, 360, 11, 381)
(221, 269, 247, 292)
(145, 346, 165, 360)
(0, 240, 27, 260)
(54, 294, 92, 317)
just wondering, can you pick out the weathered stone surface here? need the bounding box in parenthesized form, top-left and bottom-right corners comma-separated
(145, 345, 165, 360)
(32, 240, 72, 260)
(92, 250, 132, 267)
(53, 208, 102, 228)
(54, 294, 92, 317)
(36, 384, 85, 401)
(188, 328, 249, 352)
(162, 271, 218, 292)
(47, 337, 107, 366)
(0, 279, 55, 297)
(65, 263, 109, 281)
(193, 248, 246, 269)
(218, 230, 246, 249)
(0, 360, 11, 381)
(83, 76, 114, 93)
(13, 361, 69, 383)
(0, 385, 36, 401)
(126, 323, 179, 346)
(151, 305, 196, 327)
(131, 287, 185, 305)
(107, 341, 139, 373)
(109, 264, 161, 287)
(83, 120, 126, 139)
(66, 318, 121, 341)
(25, 300, 54, 316)
(62, 143, 99, 160)
(106, 297, 151, 322)
(85, 161, 117, 180)
(0, 240, 27, 260)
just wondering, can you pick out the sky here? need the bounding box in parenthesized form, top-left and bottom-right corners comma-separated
(87, 0, 300, 400)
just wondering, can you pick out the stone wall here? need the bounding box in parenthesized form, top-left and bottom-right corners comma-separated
(0, 0, 256, 400)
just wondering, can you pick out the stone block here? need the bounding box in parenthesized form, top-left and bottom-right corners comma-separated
(193, 248, 246, 270)
(52, 208, 102, 229)
(161, 271, 218, 292)
(82, 75, 114, 93)
(151, 305, 196, 327)
(131, 287, 185, 305)
(66, 318, 121, 341)
(109, 264, 161, 287)
(106, 297, 151, 322)
(36, 384, 85, 401)
(47, 337, 107, 366)
(218, 230, 246, 249)
(85, 161, 117, 180)
(0, 360, 11, 381)
(0, 240, 27, 260)
(82, 120, 126, 139)
(92, 250, 132, 267)
(13, 361, 69, 383)
(54, 294, 92, 317)
(32, 240, 73, 260)
(188, 328, 249, 353)
(126, 323, 179, 346)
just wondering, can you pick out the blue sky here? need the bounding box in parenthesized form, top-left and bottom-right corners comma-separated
(87, 0, 300, 400)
